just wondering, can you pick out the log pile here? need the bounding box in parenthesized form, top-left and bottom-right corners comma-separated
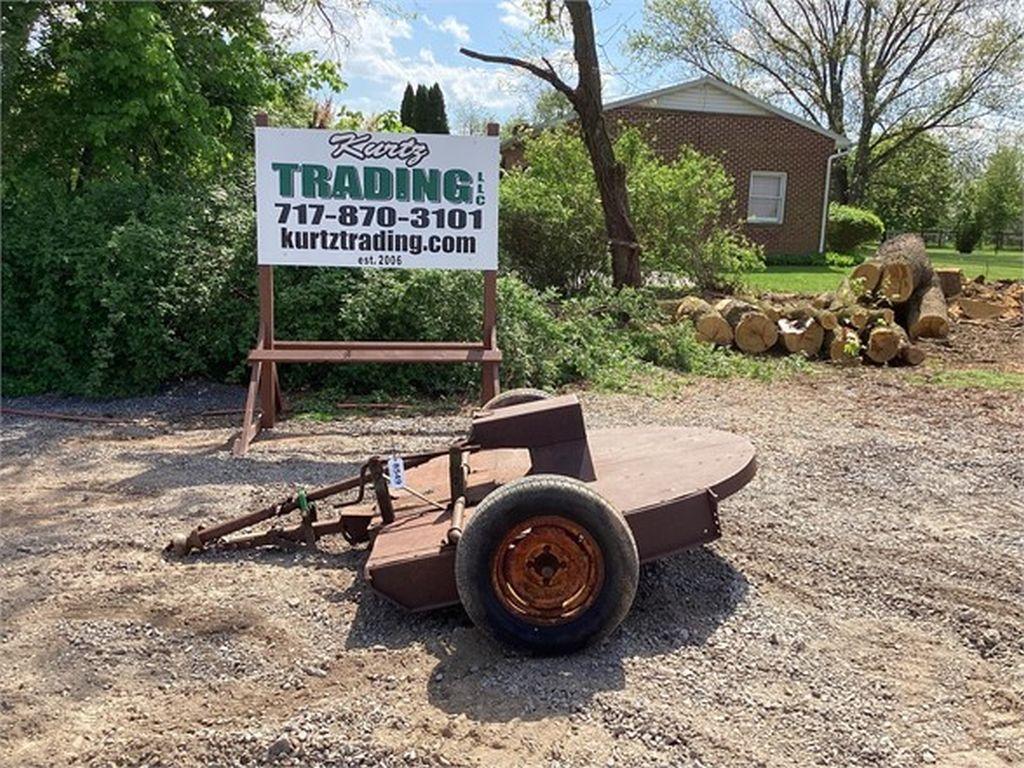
(676, 233, 961, 367)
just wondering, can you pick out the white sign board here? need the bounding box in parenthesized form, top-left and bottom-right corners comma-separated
(255, 128, 498, 270)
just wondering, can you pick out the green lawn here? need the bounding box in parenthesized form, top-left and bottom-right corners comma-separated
(741, 246, 1023, 294)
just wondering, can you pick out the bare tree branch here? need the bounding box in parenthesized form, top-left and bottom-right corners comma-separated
(459, 47, 577, 102)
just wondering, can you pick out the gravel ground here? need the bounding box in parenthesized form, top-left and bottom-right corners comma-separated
(1, 369, 1022, 768)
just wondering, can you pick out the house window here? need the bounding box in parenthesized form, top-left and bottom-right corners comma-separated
(748, 171, 787, 223)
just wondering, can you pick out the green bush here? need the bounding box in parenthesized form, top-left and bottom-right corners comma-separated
(617, 131, 763, 288)
(826, 204, 884, 253)
(1, 178, 257, 396)
(500, 127, 762, 293)
(955, 218, 983, 254)
(275, 273, 799, 398)
(498, 131, 607, 292)
(952, 193, 983, 254)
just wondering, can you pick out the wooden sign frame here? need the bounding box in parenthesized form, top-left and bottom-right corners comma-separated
(234, 115, 501, 456)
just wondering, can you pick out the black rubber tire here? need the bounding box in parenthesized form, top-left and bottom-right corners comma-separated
(455, 475, 639, 655)
(480, 388, 551, 411)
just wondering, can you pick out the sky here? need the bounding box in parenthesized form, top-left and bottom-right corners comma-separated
(269, 1, 677, 130)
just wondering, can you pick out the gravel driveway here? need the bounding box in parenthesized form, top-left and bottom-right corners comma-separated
(1, 371, 1022, 768)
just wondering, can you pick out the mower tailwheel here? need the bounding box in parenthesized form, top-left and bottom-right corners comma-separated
(480, 388, 551, 411)
(455, 475, 638, 654)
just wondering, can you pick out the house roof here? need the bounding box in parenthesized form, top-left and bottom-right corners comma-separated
(603, 76, 850, 147)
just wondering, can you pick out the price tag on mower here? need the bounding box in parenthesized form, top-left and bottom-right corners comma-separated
(387, 456, 406, 489)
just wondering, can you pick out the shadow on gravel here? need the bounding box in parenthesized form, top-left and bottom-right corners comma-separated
(341, 545, 748, 722)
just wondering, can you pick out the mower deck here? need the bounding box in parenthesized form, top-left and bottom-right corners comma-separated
(365, 425, 756, 611)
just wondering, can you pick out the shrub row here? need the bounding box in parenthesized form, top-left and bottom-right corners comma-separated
(764, 251, 865, 267)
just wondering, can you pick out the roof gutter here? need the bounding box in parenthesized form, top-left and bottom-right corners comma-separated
(819, 145, 854, 253)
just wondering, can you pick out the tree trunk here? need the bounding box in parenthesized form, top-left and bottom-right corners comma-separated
(461, 3, 641, 288)
(850, 260, 882, 294)
(566, 1, 640, 288)
(906, 276, 950, 339)
(876, 234, 934, 304)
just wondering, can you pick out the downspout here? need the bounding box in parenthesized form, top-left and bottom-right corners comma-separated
(819, 145, 853, 253)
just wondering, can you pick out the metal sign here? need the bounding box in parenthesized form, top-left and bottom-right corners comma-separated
(255, 127, 499, 270)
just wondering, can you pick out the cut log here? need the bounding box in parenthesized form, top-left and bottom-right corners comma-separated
(817, 310, 838, 330)
(892, 325, 925, 366)
(716, 299, 778, 353)
(776, 302, 838, 331)
(957, 297, 1003, 320)
(676, 296, 733, 345)
(863, 308, 896, 327)
(825, 327, 861, 366)
(734, 314, 778, 353)
(755, 301, 780, 323)
(777, 318, 825, 357)
(906, 276, 950, 338)
(837, 305, 871, 330)
(832, 276, 866, 308)
(851, 260, 883, 293)
(935, 267, 964, 298)
(864, 324, 901, 364)
(812, 292, 835, 310)
(876, 234, 934, 304)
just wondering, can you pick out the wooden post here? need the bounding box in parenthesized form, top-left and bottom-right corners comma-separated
(481, 122, 502, 403)
(255, 112, 279, 430)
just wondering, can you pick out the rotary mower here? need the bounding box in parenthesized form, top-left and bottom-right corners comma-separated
(168, 392, 756, 654)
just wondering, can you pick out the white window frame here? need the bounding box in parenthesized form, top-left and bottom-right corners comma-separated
(747, 171, 787, 224)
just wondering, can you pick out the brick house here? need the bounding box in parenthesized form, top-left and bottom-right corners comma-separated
(504, 77, 850, 256)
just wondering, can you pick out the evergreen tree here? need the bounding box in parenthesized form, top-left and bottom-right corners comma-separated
(427, 83, 450, 134)
(413, 84, 430, 132)
(399, 83, 415, 129)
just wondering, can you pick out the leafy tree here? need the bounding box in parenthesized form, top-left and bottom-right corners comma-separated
(864, 134, 954, 234)
(400, 83, 416, 128)
(427, 83, 450, 134)
(413, 84, 431, 130)
(976, 145, 1024, 250)
(952, 182, 983, 254)
(1, 2, 337, 395)
(631, 0, 1024, 204)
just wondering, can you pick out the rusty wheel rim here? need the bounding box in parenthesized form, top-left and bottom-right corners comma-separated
(490, 515, 605, 625)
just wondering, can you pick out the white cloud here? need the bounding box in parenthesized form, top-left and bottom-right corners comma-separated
(438, 16, 471, 44)
(498, 1, 534, 32)
(340, 8, 527, 112)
